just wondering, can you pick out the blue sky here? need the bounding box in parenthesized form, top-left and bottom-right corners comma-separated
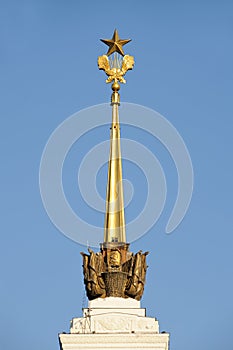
(1, 1, 233, 349)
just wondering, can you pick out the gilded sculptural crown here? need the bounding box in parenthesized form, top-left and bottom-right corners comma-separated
(81, 249, 148, 300)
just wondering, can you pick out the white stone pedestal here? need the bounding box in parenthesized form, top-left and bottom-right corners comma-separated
(59, 297, 169, 350)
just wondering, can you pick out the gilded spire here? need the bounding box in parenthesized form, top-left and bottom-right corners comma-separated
(104, 81, 126, 243)
(79, 31, 148, 302)
(98, 30, 134, 245)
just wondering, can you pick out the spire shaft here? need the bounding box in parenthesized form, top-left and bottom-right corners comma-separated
(104, 89, 126, 243)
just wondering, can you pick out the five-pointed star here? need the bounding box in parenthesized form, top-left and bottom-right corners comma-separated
(100, 29, 131, 56)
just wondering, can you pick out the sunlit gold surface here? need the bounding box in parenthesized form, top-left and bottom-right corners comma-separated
(98, 30, 134, 245)
(100, 29, 131, 56)
(98, 54, 134, 84)
(104, 96, 126, 243)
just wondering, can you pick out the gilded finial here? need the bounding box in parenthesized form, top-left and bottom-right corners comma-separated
(98, 29, 134, 89)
